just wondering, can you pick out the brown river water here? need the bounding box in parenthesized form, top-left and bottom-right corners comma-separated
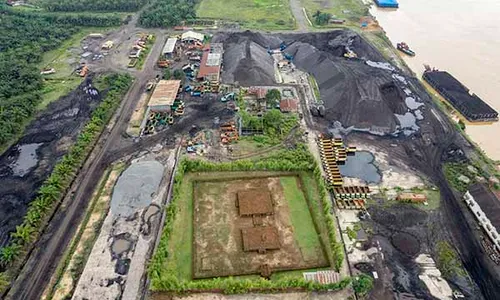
(370, 0, 500, 160)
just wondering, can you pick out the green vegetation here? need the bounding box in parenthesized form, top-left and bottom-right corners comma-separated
(37, 0, 147, 12)
(265, 89, 281, 108)
(346, 227, 357, 241)
(443, 162, 478, 192)
(0, 272, 9, 293)
(301, 0, 369, 27)
(241, 109, 298, 145)
(149, 145, 346, 292)
(135, 35, 156, 70)
(352, 274, 373, 296)
(0, 74, 132, 287)
(197, 0, 295, 30)
(280, 177, 324, 261)
(312, 10, 332, 26)
(308, 74, 321, 102)
(436, 241, 465, 279)
(0, 6, 121, 154)
(139, 0, 196, 27)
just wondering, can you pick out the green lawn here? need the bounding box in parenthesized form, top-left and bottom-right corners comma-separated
(301, 0, 369, 27)
(197, 0, 295, 30)
(39, 27, 114, 109)
(165, 174, 194, 280)
(280, 176, 324, 262)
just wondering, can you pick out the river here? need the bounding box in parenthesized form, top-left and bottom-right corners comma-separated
(370, 0, 500, 161)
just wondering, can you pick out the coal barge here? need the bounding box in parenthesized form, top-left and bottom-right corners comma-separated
(423, 69, 498, 122)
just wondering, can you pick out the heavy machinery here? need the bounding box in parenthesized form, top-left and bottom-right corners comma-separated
(157, 60, 171, 68)
(221, 92, 235, 102)
(78, 64, 89, 77)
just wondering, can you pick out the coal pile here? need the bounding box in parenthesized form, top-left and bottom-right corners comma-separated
(215, 30, 423, 135)
(0, 79, 102, 247)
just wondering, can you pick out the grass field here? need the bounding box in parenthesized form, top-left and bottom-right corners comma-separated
(197, 0, 295, 30)
(38, 27, 114, 109)
(163, 171, 331, 282)
(301, 0, 369, 27)
(280, 176, 324, 261)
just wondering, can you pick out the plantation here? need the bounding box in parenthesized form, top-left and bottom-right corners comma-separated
(148, 146, 347, 293)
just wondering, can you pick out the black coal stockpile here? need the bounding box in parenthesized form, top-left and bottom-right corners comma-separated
(215, 30, 412, 134)
(423, 70, 498, 122)
(0, 79, 101, 247)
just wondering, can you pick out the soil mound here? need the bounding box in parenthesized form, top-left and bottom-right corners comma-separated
(215, 30, 414, 134)
(391, 232, 420, 257)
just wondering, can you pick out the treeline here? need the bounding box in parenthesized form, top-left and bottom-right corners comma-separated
(0, 74, 132, 289)
(149, 145, 346, 292)
(139, 0, 196, 27)
(39, 0, 147, 12)
(0, 6, 121, 151)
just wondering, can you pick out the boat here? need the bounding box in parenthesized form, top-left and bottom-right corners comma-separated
(396, 42, 415, 56)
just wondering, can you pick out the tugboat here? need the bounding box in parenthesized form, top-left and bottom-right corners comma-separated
(396, 42, 416, 56)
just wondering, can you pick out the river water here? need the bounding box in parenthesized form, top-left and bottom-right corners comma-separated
(370, 0, 500, 160)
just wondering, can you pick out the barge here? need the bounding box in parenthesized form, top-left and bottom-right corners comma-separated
(374, 0, 399, 8)
(423, 69, 498, 122)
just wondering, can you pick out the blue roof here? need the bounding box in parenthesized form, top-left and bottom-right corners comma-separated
(375, 0, 399, 8)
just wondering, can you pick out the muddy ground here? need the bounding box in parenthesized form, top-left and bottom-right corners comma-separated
(193, 176, 328, 278)
(0, 78, 101, 248)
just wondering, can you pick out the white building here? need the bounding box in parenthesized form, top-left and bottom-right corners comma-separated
(162, 38, 177, 57)
(181, 31, 205, 43)
(463, 184, 500, 252)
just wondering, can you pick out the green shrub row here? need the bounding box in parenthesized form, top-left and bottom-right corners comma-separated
(0, 74, 132, 280)
(148, 145, 346, 292)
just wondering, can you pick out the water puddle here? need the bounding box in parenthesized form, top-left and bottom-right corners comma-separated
(366, 60, 395, 71)
(111, 238, 132, 256)
(339, 151, 381, 184)
(395, 112, 419, 131)
(405, 97, 424, 110)
(9, 143, 43, 177)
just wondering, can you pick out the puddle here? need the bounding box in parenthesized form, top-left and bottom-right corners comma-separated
(144, 205, 160, 221)
(111, 238, 132, 256)
(111, 160, 164, 217)
(339, 151, 381, 184)
(9, 143, 43, 177)
(405, 97, 424, 110)
(392, 74, 407, 85)
(366, 60, 395, 71)
(395, 112, 419, 130)
(414, 110, 424, 120)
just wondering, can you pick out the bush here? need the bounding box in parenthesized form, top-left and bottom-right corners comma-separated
(353, 274, 373, 296)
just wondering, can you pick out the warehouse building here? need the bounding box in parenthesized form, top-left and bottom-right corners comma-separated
(464, 184, 500, 252)
(148, 80, 181, 113)
(181, 31, 205, 43)
(162, 37, 178, 58)
(197, 43, 223, 82)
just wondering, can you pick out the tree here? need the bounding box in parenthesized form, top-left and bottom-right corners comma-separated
(313, 10, 331, 25)
(163, 68, 171, 80)
(352, 274, 373, 296)
(173, 69, 185, 80)
(0, 272, 10, 292)
(265, 89, 281, 108)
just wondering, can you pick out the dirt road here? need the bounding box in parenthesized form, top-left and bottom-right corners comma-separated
(289, 0, 309, 31)
(6, 17, 166, 300)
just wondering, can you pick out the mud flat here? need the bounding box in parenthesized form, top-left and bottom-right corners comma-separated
(0, 79, 101, 247)
(73, 150, 175, 300)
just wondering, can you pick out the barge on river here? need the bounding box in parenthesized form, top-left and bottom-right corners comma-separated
(374, 0, 399, 8)
(423, 69, 498, 122)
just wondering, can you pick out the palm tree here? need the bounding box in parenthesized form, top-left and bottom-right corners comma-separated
(38, 184, 61, 201)
(11, 223, 34, 244)
(0, 244, 21, 266)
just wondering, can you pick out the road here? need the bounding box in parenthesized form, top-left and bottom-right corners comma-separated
(6, 15, 166, 300)
(289, 0, 309, 32)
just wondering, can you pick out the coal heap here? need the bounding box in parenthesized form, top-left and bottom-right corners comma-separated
(215, 30, 414, 134)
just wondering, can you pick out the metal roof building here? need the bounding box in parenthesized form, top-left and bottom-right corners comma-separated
(163, 38, 177, 56)
(181, 31, 205, 43)
(148, 80, 181, 112)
